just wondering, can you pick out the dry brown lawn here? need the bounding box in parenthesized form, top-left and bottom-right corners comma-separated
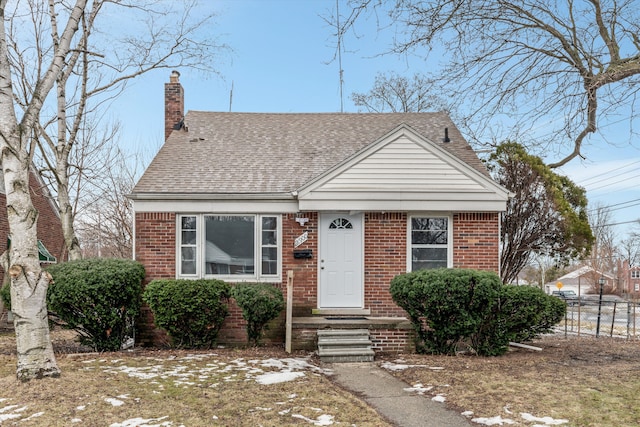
(0, 328, 391, 427)
(0, 328, 638, 426)
(377, 335, 640, 426)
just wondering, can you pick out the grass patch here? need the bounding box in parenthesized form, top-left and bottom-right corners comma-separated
(379, 335, 640, 426)
(0, 330, 391, 426)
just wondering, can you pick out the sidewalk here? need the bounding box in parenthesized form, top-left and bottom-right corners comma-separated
(328, 362, 472, 427)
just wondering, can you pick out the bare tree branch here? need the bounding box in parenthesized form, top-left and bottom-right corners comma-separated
(347, 0, 640, 166)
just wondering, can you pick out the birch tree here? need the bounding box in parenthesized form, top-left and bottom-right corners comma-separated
(8, 0, 225, 261)
(1, 0, 224, 381)
(0, 0, 87, 381)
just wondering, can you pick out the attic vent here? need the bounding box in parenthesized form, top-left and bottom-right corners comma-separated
(442, 127, 451, 143)
(189, 137, 205, 142)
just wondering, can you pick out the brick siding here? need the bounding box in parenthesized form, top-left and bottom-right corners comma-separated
(135, 210, 500, 351)
(134, 212, 175, 346)
(364, 212, 408, 317)
(164, 75, 184, 141)
(452, 212, 500, 272)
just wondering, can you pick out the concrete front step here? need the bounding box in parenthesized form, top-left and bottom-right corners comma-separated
(317, 328, 374, 363)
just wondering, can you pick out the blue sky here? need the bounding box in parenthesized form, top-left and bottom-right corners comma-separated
(115, 0, 640, 239)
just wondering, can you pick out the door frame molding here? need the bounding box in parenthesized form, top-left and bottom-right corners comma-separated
(317, 212, 365, 309)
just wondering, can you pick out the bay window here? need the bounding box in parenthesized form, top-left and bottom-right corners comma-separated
(178, 214, 280, 280)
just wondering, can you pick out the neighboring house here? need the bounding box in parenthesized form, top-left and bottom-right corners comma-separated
(617, 260, 640, 295)
(544, 266, 615, 296)
(0, 166, 65, 321)
(130, 72, 511, 352)
(631, 267, 640, 294)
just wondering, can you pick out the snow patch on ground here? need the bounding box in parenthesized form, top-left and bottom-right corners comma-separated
(256, 370, 305, 384)
(472, 412, 570, 426)
(403, 383, 433, 395)
(291, 413, 334, 425)
(109, 416, 172, 427)
(520, 413, 569, 425)
(105, 398, 125, 407)
(472, 415, 517, 425)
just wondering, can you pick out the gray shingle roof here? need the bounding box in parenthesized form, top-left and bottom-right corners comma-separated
(132, 111, 489, 196)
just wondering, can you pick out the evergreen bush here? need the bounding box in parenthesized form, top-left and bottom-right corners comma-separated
(472, 286, 566, 356)
(143, 279, 231, 348)
(390, 268, 502, 355)
(391, 268, 566, 356)
(47, 258, 145, 351)
(232, 283, 284, 345)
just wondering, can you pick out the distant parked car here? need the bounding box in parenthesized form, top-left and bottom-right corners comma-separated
(552, 290, 585, 306)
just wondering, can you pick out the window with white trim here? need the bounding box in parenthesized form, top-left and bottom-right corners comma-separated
(177, 214, 280, 280)
(409, 216, 450, 271)
(631, 270, 640, 279)
(180, 216, 198, 275)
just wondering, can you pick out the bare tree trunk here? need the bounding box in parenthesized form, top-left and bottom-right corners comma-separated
(0, 0, 87, 381)
(10, 268, 59, 381)
(3, 152, 60, 381)
(58, 178, 82, 261)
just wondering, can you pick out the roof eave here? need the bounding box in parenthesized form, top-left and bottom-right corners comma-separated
(127, 192, 296, 201)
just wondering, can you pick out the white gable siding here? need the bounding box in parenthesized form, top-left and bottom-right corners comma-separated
(321, 137, 486, 192)
(297, 127, 511, 212)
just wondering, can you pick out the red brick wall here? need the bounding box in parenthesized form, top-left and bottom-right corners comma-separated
(135, 212, 176, 279)
(452, 212, 500, 272)
(370, 328, 414, 353)
(134, 212, 176, 346)
(135, 210, 501, 348)
(164, 74, 184, 141)
(282, 212, 318, 316)
(364, 212, 407, 317)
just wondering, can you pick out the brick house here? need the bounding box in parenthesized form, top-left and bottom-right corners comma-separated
(130, 72, 511, 353)
(618, 260, 640, 296)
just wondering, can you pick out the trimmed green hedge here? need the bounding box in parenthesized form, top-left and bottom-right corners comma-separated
(390, 268, 565, 356)
(472, 285, 566, 356)
(47, 258, 145, 352)
(390, 268, 502, 355)
(232, 283, 284, 345)
(143, 279, 231, 348)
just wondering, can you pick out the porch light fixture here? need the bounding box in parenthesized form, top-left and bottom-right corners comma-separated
(295, 216, 309, 226)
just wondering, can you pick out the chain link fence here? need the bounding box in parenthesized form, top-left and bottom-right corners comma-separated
(559, 298, 640, 339)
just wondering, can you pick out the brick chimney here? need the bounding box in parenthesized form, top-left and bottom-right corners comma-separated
(164, 70, 184, 141)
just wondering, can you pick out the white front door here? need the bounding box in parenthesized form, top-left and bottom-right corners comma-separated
(319, 213, 363, 308)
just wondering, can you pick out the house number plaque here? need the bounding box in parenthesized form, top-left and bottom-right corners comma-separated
(294, 231, 308, 248)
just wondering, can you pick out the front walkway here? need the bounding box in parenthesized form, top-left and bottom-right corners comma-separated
(327, 362, 472, 427)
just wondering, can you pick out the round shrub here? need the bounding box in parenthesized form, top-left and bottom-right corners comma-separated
(390, 268, 502, 355)
(232, 283, 284, 345)
(472, 286, 566, 356)
(143, 279, 231, 349)
(47, 258, 145, 352)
